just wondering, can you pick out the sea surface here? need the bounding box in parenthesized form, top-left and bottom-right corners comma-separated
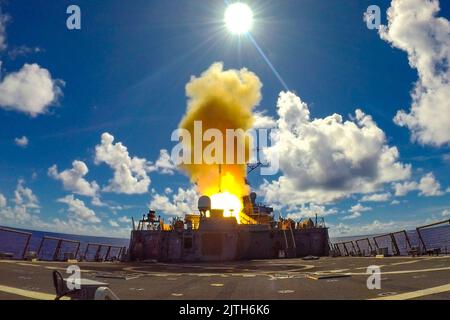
(0, 226, 129, 260)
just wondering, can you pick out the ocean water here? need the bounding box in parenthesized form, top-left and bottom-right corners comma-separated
(331, 224, 450, 256)
(0, 226, 129, 260)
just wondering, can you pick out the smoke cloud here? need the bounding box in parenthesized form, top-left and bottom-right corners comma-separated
(178, 62, 262, 199)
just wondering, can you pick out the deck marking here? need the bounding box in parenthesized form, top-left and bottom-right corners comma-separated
(371, 283, 450, 300)
(17, 263, 40, 267)
(307, 273, 351, 280)
(210, 283, 224, 287)
(390, 259, 425, 266)
(44, 266, 94, 273)
(346, 266, 450, 276)
(278, 290, 294, 294)
(0, 285, 69, 300)
(327, 269, 350, 273)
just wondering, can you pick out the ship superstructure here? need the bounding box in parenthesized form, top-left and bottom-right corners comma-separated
(129, 193, 330, 262)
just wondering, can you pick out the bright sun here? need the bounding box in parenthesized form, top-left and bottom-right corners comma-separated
(224, 2, 254, 35)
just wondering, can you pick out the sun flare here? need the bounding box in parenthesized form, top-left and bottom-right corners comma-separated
(224, 2, 254, 35)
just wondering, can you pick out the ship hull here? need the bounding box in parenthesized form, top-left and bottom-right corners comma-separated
(129, 219, 330, 262)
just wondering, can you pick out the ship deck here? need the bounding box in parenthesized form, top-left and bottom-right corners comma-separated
(1, 256, 450, 300)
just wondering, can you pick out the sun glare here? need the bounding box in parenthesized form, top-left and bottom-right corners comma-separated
(224, 2, 254, 35)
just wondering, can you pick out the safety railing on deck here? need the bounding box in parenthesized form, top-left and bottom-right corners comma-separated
(331, 219, 450, 257)
(37, 236, 81, 261)
(0, 226, 127, 262)
(82, 243, 126, 262)
(0, 227, 32, 260)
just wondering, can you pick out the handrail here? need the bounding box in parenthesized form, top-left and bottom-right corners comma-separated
(0, 227, 32, 259)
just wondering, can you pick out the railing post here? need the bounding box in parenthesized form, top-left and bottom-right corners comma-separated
(53, 239, 62, 261)
(37, 237, 46, 259)
(350, 241, 357, 255)
(373, 237, 379, 251)
(84, 244, 90, 261)
(343, 243, 349, 256)
(390, 233, 400, 256)
(416, 227, 427, 253)
(74, 242, 81, 260)
(335, 244, 341, 256)
(105, 246, 112, 261)
(366, 238, 373, 253)
(22, 234, 31, 260)
(403, 230, 412, 250)
(355, 240, 362, 256)
(95, 245, 102, 261)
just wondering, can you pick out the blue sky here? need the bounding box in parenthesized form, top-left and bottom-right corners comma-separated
(0, 0, 449, 238)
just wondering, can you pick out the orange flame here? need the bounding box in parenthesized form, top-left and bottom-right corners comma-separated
(178, 63, 262, 223)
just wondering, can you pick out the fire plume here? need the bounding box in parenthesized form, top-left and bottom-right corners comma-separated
(178, 63, 262, 223)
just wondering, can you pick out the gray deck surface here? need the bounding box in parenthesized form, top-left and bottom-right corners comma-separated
(1, 256, 449, 300)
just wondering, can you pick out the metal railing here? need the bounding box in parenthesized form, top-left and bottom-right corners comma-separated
(331, 219, 450, 257)
(0, 227, 32, 259)
(37, 236, 81, 261)
(82, 243, 126, 262)
(0, 226, 127, 262)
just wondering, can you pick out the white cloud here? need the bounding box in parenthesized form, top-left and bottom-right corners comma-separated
(330, 220, 397, 237)
(149, 187, 199, 218)
(418, 172, 444, 196)
(361, 192, 391, 202)
(48, 218, 129, 238)
(14, 179, 39, 209)
(95, 132, 153, 194)
(393, 180, 418, 197)
(164, 187, 173, 194)
(349, 203, 372, 214)
(342, 203, 372, 220)
(0, 183, 128, 237)
(330, 216, 443, 238)
(57, 195, 100, 224)
(8, 45, 42, 60)
(442, 209, 449, 217)
(118, 216, 132, 224)
(0, 63, 63, 117)
(0, 180, 40, 225)
(253, 111, 277, 129)
(286, 204, 338, 220)
(379, 0, 450, 146)
(151, 149, 176, 175)
(259, 91, 411, 209)
(109, 219, 119, 228)
(393, 172, 444, 197)
(390, 200, 400, 205)
(14, 136, 29, 148)
(0, 193, 6, 208)
(342, 212, 361, 220)
(48, 161, 100, 199)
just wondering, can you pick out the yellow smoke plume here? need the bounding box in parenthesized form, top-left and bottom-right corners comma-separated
(179, 62, 262, 207)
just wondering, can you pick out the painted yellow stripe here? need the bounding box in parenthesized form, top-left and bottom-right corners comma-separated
(17, 263, 41, 267)
(0, 285, 70, 300)
(372, 283, 450, 300)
